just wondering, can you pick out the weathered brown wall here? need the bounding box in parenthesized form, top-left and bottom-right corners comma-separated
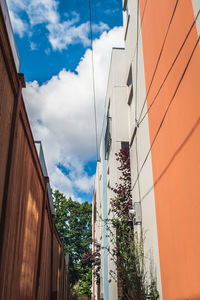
(0, 5, 70, 300)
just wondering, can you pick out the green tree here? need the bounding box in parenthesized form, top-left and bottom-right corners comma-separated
(78, 267, 92, 295)
(53, 190, 92, 292)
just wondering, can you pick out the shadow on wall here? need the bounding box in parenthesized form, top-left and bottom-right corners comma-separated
(72, 295, 91, 300)
(20, 191, 39, 297)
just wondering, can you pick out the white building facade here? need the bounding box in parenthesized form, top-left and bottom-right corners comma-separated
(93, 48, 130, 300)
(93, 0, 200, 299)
(92, 1, 162, 299)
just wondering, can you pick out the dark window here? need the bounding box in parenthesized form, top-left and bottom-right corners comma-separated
(121, 141, 129, 149)
(105, 116, 112, 160)
(127, 66, 133, 87)
(105, 103, 111, 160)
(123, 0, 128, 11)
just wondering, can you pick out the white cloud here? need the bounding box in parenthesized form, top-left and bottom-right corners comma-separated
(23, 27, 124, 198)
(92, 22, 109, 33)
(9, 10, 28, 37)
(7, 0, 109, 50)
(7, 0, 59, 25)
(47, 20, 109, 51)
(30, 41, 37, 50)
(26, 0, 59, 26)
(74, 175, 95, 193)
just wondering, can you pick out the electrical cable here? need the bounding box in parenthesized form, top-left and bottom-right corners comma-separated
(134, 1, 143, 205)
(137, 0, 180, 124)
(131, 35, 200, 192)
(135, 130, 142, 202)
(135, 0, 140, 119)
(89, 0, 106, 264)
(131, 0, 149, 68)
(138, 8, 200, 126)
(140, 118, 200, 202)
(89, 0, 99, 162)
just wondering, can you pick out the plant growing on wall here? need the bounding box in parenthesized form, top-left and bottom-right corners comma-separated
(106, 146, 159, 300)
(83, 239, 101, 285)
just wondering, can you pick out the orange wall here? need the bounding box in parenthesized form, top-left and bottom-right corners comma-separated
(140, 0, 200, 299)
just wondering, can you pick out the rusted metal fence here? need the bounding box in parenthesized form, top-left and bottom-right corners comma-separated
(0, 3, 70, 299)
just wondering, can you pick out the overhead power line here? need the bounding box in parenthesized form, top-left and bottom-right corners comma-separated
(135, 0, 140, 119)
(131, 0, 149, 70)
(137, 0, 180, 124)
(89, 0, 99, 162)
(138, 8, 200, 126)
(140, 117, 200, 202)
(134, 0, 142, 203)
(131, 35, 200, 192)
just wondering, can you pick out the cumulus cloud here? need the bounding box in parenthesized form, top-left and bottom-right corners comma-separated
(47, 17, 109, 51)
(7, 0, 109, 50)
(7, 0, 59, 25)
(23, 27, 124, 199)
(26, 0, 59, 26)
(9, 10, 28, 37)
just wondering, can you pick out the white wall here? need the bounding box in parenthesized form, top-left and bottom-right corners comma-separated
(106, 49, 129, 300)
(124, 0, 163, 297)
(93, 1, 164, 297)
(94, 48, 130, 300)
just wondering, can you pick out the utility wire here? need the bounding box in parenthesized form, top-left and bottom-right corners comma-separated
(89, 0, 99, 162)
(135, 131, 142, 201)
(131, 35, 200, 192)
(135, 0, 140, 120)
(140, 118, 200, 202)
(89, 1, 103, 255)
(131, 4, 199, 193)
(131, 0, 179, 198)
(134, 1, 142, 204)
(131, 0, 149, 69)
(138, 8, 200, 126)
(137, 0, 180, 124)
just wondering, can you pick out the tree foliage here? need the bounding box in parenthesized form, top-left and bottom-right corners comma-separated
(53, 190, 92, 292)
(83, 240, 101, 285)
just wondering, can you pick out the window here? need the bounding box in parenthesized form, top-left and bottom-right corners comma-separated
(123, 0, 128, 12)
(105, 104, 111, 160)
(127, 66, 133, 87)
(123, 0, 129, 20)
(127, 66, 135, 139)
(127, 67, 133, 107)
(123, 0, 130, 40)
(105, 116, 112, 159)
(121, 141, 129, 149)
(129, 95, 135, 129)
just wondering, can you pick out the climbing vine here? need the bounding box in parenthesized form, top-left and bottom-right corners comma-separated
(106, 146, 159, 300)
(83, 240, 101, 285)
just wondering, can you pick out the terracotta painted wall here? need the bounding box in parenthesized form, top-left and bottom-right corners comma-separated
(139, 0, 200, 299)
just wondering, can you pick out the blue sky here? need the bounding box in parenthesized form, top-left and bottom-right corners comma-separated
(7, 0, 124, 203)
